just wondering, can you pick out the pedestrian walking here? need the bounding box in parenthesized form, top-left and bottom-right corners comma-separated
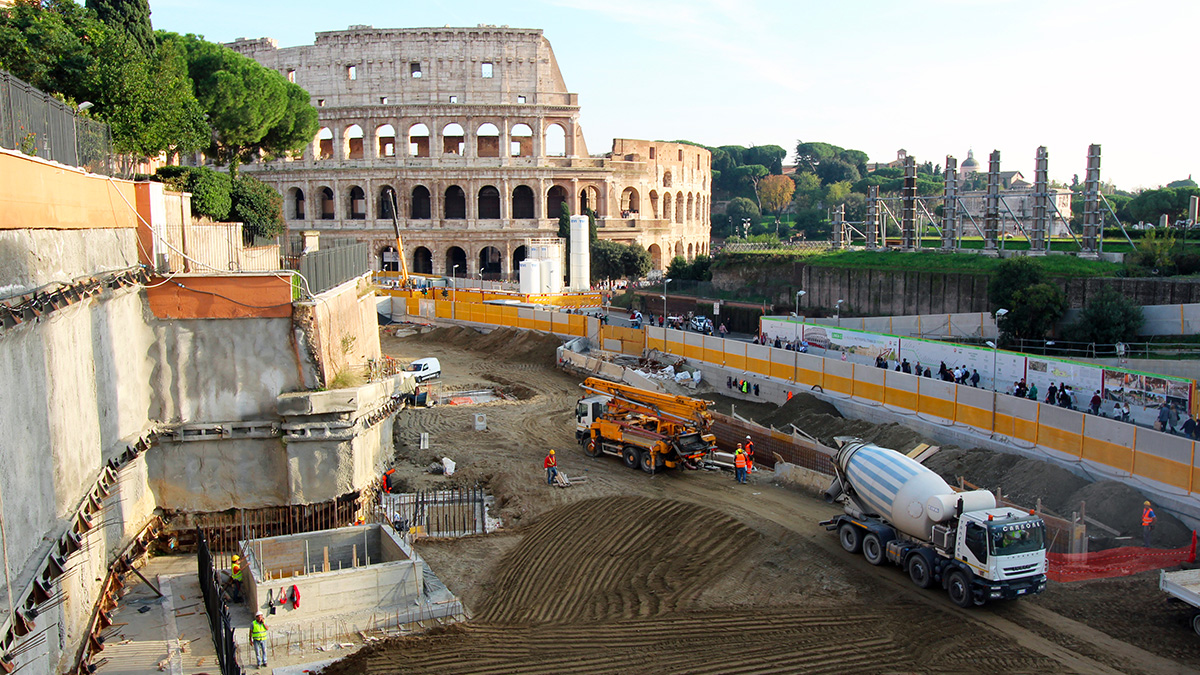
(544, 449, 558, 485)
(1028, 382, 1038, 401)
(1168, 404, 1180, 433)
(251, 611, 269, 668)
(1184, 414, 1197, 439)
(734, 446, 747, 484)
(1089, 390, 1102, 415)
(1142, 500, 1156, 547)
(1158, 404, 1171, 432)
(970, 369, 980, 388)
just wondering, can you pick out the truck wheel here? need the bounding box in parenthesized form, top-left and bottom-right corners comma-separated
(907, 555, 934, 589)
(1192, 612, 1200, 636)
(639, 451, 656, 474)
(622, 447, 639, 469)
(862, 533, 885, 566)
(838, 523, 862, 554)
(947, 570, 973, 609)
(583, 438, 602, 458)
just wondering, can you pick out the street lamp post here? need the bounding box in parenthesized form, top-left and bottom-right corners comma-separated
(452, 264, 462, 319)
(663, 277, 672, 326)
(835, 299, 844, 327)
(794, 290, 806, 316)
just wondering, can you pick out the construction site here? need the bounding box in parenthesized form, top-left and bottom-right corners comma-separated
(4, 52, 1200, 675)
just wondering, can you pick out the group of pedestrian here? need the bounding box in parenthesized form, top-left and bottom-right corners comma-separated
(770, 336, 809, 352)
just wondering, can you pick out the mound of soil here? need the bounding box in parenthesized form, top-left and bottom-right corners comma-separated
(403, 325, 563, 363)
(1066, 480, 1193, 548)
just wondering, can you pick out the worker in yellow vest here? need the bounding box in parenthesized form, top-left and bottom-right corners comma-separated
(734, 446, 747, 484)
(251, 611, 269, 668)
(230, 554, 244, 602)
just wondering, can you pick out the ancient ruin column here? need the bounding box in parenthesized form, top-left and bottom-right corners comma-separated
(942, 156, 958, 250)
(1031, 146, 1049, 255)
(901, 156, 916, 250)
(1081, 144, 1101, 256)
(866, 185, 879, 250)
(984, 151, 1001, 253)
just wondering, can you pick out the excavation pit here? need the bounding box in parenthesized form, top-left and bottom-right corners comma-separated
(240, 524, 425, 622)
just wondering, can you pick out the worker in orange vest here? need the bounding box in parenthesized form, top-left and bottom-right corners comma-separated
(544, 449, 558, 485)
(743, 435, 755, 474)
(380, 468, 397, 494)
(734, 445, 747, 484)
(1142, 500, 1156, 547)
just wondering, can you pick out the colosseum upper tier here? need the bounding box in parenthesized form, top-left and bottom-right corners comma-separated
(228, 25, 711, 277)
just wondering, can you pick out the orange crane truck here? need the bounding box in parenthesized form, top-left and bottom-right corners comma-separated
(575, 377, 718, 473)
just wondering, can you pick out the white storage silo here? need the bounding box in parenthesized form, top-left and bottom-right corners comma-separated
(519, 259, 542, 295)
(569, 215, 590, 291)
(542, 257, 562, 294)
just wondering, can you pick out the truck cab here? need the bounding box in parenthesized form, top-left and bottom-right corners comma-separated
(575, 395, 608, 440)
(953, 509, 1048, 601)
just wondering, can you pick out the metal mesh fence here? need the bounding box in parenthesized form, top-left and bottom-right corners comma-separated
(0, 69, 114, 174)
(198, 531, 243, 675)
(297, 242, 370, 296)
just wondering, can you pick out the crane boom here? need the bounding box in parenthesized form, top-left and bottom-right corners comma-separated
(386, 188, 410, 286)
(580, 377, 714, 430)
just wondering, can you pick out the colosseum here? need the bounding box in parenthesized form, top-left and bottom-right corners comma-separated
(227, 25, 711, 277)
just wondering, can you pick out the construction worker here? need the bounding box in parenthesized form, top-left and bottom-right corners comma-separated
(734, 445, 747, 484)
(743, 435, 755, 474)
(380, 468, 397, 494)
(544, 449, 558, 485)
(1142, 500, 1157, 547)
(251, 611, 269, 668)
(230, 554, 243, 603)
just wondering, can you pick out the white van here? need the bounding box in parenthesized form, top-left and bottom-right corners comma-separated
(408, 357, 442, 382)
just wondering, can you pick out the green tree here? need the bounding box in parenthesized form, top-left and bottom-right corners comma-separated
(725, 197, 760, 234)
(231, 174, 284, 239)
(178, 33, 315, 176)
(621, 243, 651, 279)
(988, 257, 1046, 312)
(825, 180, 852, 205)
(732, 164, 768, 205)
(155, 165, 232, 221)
(999, 282, 1067, 340)
(745, 145, 787, 175)
(1167, 177, 1198, 189)
(86, 0, 153, 56)
(666, 255, 691, 281)
(815, 158, 860, 185)
(1064, 286, 1145, 344)
(1127, 227, 1176, 272)
(590, 239, 627, 282)
(792, 172, 822, 208)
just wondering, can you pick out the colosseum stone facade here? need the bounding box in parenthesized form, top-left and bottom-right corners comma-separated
(227, 26, 711, 277)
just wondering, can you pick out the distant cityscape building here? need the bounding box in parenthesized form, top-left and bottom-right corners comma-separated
(223, 25, 710, 276)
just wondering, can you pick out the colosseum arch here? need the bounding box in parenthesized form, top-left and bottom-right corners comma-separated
(648, 243, 662, 269)
(477, 123, 500, 158)
(510, 123, 533, 157)
(662, 170, 673, 187)
(412, 246, 433, 275)
(512, 245, 527, 271)
(547, 185, 568, 219)
(444, 185, 466, 219)
(378, 185, 397, 219)
(319, 187, 335, 220)
(287, 187, 305, 220)
(344, 124, 364, 160)
(446, 247, 468, 275)
(408, 124, 430, 157)
(544, 123, 566, 157)
(442, 123, 465, 155)
(649, 190, 659, 219)
(687, 243, 694, 259)
(675, 193, 684, 224)
(478, 185, 501, 219)
(675, 241, 684, 258)
(662, 192, 672, 222)
(512, 185, 535, 219)
(687, 193, 694, 222)
(380, 245, 399, 272)
(348, 186, 366, 219)
(376, 124, 396, 158)
(620, 187, 640, 215)
(479, 246, 502, 278)
(316, 127, 333, 161)
(579, 185, 599, 216)
(410, 185, 431, 219)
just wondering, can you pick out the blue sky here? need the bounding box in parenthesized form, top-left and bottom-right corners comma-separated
(151, 0, 1198, 190)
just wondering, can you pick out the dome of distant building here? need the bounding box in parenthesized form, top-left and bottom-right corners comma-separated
(960, 149, 981, 175)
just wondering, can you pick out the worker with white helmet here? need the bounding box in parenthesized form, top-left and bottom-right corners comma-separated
(544, 449, 558, 485)
(251, 611, 269, 668)
(743, 435, 755, 474)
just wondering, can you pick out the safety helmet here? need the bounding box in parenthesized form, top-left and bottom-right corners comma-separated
(549, 449, 555, 455)
(232, 554, 240, 561)
(745, 435, 751, 440)
(736, 448, 743, 454)
(1144, 501, 1151, 506)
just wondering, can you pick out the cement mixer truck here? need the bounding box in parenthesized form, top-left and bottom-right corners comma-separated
(821, 437, 1047, 608)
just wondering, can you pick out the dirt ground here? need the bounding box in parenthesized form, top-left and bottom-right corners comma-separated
(326, 325, 1200, 675)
